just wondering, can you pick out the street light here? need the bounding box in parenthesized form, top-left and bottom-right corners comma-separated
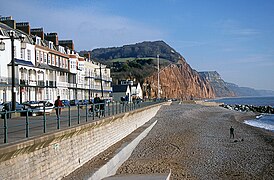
(99, 63, 103, 98)
(94, 63, 105, 98)
(0, 30, 25, 111)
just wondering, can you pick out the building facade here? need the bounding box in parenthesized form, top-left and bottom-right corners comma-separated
(0, 16, 112, 103)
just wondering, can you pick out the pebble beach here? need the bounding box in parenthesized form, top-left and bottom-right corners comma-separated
(64, 102, 274, 180)
(116, 103, 274, 179)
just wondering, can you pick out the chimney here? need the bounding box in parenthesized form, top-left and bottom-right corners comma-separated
(0, 16, 16, 29)
(16, 22, 30, 35)
(45, 33, 58, 46)
(83, 52, 91, 60)
(31, 28, 44, 40)
(58, 40, 74, 50)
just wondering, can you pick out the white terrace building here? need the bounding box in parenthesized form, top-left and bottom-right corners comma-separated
(0, 17, 112, 103)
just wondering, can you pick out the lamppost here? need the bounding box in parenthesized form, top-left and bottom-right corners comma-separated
(94, 63, 105, 98)
(0, 30, 25, 111)
(99, 63, 103, 97)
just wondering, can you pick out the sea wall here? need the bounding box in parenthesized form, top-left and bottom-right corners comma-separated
(0, 103, 163, 179)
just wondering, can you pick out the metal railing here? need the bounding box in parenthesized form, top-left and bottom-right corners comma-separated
(0, 100, 162, 145)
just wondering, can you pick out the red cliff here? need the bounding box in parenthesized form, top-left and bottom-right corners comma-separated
(144, 59, 215, 100)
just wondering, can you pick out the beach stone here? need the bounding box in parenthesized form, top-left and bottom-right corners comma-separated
(116, 103, 274, 179)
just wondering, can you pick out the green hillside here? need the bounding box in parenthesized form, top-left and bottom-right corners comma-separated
(80, 40, 182, 85)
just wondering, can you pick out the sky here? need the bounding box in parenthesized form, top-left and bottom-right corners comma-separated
(1, 0, 274, 91)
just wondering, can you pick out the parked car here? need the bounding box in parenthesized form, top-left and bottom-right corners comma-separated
(61, 100, 70, 107)
(2, 102, 24, 111)
(70, 99, 79, 106)
(23, 100, 54, 116)
(78, 99, 89, 105)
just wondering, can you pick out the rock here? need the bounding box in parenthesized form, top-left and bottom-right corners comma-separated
(144, 59, 215, 100)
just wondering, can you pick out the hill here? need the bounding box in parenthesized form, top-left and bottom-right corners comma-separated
(80, 40, 215, 99)
(199, 71, 235, 97)
(84, 40, 182, 63)
(199, 71, 274, 97)
(80, 41, 182, 85)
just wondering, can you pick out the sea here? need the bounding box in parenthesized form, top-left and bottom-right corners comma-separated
(209, 96, 274, 132)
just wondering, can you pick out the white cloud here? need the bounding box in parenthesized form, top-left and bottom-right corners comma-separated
(0, 0, 165, 50)
(218, 19, 260, 36)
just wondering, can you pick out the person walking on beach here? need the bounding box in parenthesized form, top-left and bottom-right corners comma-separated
(54, 96, 63, 120)
(230, 126, 235, 139)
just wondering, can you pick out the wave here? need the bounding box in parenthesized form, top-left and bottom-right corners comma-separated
(244, 115, 274, 132)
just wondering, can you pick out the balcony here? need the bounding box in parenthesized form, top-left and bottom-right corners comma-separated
(69, 83, 77, 88)
(57, 82, 69, 87)
(29, 80, 37, 86)
(103, 86, 112, 91)
(46, 81, 56, 87)
(38, 80, 45, 87)
(20, 79, 27, 86)
(94, 75, 101, 80)
(77, 84, 85, 89)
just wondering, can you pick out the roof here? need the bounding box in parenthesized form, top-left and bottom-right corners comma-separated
(112, 85, 129, 93)
(16, 58, 34, 67)
(0, 22, 34, 44)
(37, 63, 55, 70)
(49, 65, 70, 73)
(7, 58, 34, 67)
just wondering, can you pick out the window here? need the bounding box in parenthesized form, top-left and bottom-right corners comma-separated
(48, 54, 51, 64)
(56, 56, 59, 66)
(52, 55, 55, 65)
(60, 57, 63, 67)
(44, 53, 47, 63)
(36, 38, 41, 45)
(40, 52, 43, 62)
(27, 50, 31, 60)
(21, 49, 25, 59)
(36, 50, 39, 62)
(49, 42, 53, 49)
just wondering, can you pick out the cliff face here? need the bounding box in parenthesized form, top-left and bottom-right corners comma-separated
(199, 71, 235, 97)
(144, 59, 215, 100)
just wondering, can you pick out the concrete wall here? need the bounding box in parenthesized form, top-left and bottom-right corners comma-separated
(0, 103, 162, 179)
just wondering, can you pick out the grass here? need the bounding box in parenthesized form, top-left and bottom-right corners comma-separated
(110, 57, 171, 63)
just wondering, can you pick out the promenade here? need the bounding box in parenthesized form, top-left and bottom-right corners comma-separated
(0, 101, 154, 145)
(65, 102, 274, 179)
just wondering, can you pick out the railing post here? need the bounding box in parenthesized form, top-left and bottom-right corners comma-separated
(116, 101, 118, 115)
(68, 105, 71, 126)
(77, 104, 80, 124)
(26, 110, 29, 138)
(85, 104, 88, 122)
(112, 101, 114, 116)
(104, 102, 106, 117)
(108, 102, 110, 116)
(57, 107, 60, 129)
(4, 111, 8, 143)
(43, 102, 46, 133)
(92, 103, 95, 120)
